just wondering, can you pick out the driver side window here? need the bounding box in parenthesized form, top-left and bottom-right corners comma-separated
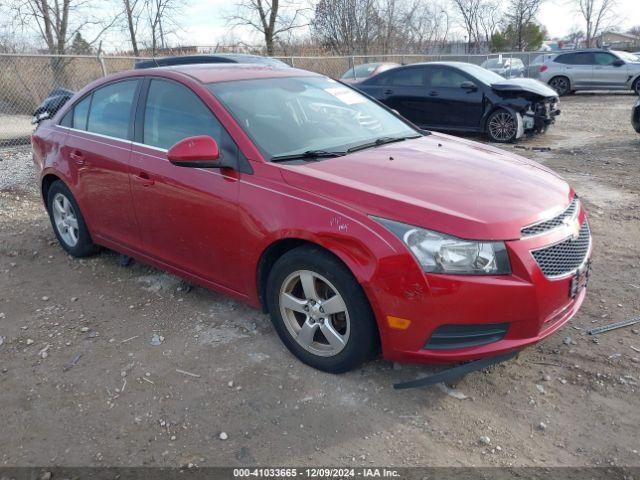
(142, 79, 240, 165)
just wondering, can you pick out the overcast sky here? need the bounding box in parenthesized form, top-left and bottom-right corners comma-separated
(173, 0, 640, 47)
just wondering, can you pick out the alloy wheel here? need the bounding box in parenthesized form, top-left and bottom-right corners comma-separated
(279, 270, 350, 357)
(488, 111, 517, 142)
(549, 77, 569, 95)
(52, 192, 79, 247)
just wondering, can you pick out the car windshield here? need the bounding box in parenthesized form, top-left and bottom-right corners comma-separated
(456, 63, 507, 84)
(483, 59, 504, 68)
(208, 76, 419, 160)
(615, 51, 640, 63)
(341, 63, 379, 79)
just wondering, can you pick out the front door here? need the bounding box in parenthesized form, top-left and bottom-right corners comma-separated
(129, 78, 244, 292)
(592, 52, 629, 88)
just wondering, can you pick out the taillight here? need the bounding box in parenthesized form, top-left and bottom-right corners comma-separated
(539, 65, 548, 73)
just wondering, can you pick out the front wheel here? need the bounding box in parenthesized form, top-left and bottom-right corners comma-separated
(486, 109, 518, 143)
(266, 246, 379, 373)
(633, 77, 640, 95)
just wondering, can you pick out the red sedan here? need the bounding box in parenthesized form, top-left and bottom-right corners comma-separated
(31, 64, 592, 373)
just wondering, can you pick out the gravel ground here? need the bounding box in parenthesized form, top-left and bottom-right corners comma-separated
(0, 93, 639, 468)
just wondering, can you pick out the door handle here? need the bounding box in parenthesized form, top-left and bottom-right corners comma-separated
(134, 171, 154, 187)
(69, 150, 85, 165)
(383, 89, 393, 95)
(428, 91, 439, 97)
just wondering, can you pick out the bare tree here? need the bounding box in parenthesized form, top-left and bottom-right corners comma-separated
(403, 0, 450, 53)
(228, 0, 308, 56)
(123, 0, 142, 55)
(3, 0, 120, 85)
(144, 0, 183, 54)
(574, 0, 616, 47)
(504, 0, 542, 50)
(452, 0, 501, 53)
(312, 0, 380, 55)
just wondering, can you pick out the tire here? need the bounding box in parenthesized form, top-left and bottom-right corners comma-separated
(632, 77, 640, 95)
(46, 180, 97, 257)
(486, 109, 518, 143)
(548, 76, 571, 96)
(266, 246, 379, 373)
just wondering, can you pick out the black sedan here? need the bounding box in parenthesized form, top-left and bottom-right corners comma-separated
(633, 99, 640, 134)
(134, 53, 290, 69)
(352, 61, 560, 143)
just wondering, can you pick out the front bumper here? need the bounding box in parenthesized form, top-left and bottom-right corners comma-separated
(365, 209, 591, 365)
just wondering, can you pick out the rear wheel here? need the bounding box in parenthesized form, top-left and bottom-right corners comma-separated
(632, 77, 640, 95)
(486, 109, 518, 143)
(46, 181, 97, 257)
(548, 76, 570, 96)
(266, 246, 378, 373)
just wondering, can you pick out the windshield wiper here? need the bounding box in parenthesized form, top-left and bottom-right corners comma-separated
(346, 135, 422, 154)
(270, 150, 346, 163)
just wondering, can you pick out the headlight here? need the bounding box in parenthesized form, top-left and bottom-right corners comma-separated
(373, 217, 511, 275)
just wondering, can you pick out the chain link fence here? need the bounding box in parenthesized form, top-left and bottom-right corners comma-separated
(0, 51, 542, 148)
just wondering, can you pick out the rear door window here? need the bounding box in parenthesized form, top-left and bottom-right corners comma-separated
(72, 95, 91, 130)
(387, 67, 426, 87)
(86, 80, 138, 139)
(555, 52, 593, 65)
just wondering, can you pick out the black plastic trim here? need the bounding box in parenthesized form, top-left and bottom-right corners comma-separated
(424, 322, 510, 350)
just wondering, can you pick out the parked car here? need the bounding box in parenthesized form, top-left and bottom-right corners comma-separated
(533, 49, 640, 95)
(32, 87, 75, 124)
(340, 62, 399, 83)
(526, 53, 557, 77)
(480, 57, 525, 78)
(32, 64, 591, 373)
(353, 61, 560, 143)
(633, 99, 640, 133)
(134, 53, 291, 69)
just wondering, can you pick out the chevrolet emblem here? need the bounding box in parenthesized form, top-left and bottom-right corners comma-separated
(562, 216, 581, 240)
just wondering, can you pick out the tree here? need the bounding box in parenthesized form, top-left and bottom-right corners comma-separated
(70, 31, 92, 54)
(312, 0, 380, 54)
(229, 0, 308, 56)
(504, 0, 543, 51)
(451, 0, 498, 53)
(3, 0, 120, 85)
(145, 0, 184, 54)
(491, 21, 545, 51)
(574, 0, 616, 48)
(123, 0, 141, 56)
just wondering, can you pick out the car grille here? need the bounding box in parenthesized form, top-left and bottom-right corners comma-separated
(531, 221, 591, 278)
(521, 198, 578, 237)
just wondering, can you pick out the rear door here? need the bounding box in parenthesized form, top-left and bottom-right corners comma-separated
(129, 77, 245, 291)
(592, 52, 629, 88)
(555, 52, 594, 88)
(60, 79, 141, 248)
(422, 65, 484, 129)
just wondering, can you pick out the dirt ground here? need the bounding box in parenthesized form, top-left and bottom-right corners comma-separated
(1, 93, 639, 468)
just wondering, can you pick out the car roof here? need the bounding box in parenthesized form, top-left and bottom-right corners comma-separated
(151, 63, 318, 83)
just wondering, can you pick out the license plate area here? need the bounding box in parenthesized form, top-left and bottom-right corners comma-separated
(569, 261, 591, 298)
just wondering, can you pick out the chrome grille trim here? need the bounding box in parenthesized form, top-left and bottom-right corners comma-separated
(521, 198, 579, 238)
(531, 220, 591, 279)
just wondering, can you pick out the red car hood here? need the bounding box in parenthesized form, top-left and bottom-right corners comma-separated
(279, 133, 573, 240)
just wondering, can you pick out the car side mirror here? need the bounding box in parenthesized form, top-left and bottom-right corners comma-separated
(612, 59, 624, 67)
(460, 81, 477, 91)
(168, 135, 221, 168)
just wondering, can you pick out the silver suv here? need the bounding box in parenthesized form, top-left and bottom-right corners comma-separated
(533, 49, 640, 95)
